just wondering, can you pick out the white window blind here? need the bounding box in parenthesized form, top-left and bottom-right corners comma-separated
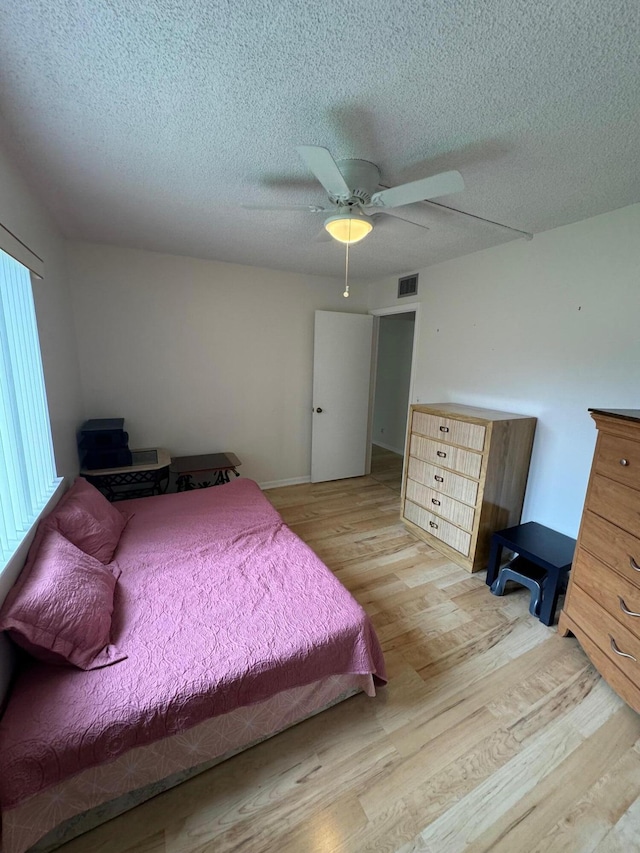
(0, 248, 60, 566)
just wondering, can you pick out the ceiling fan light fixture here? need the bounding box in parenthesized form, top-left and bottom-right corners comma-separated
(324, 212, 373, 244)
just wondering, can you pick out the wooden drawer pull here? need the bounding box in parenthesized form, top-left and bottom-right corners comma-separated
(619, 596, 640, 618)
(439, 425, 449, 433)
(431, 498, 441, 506)
(429, 521, 438, 529)
(620, 458, 629, 466)
(609, 635, 637, 662)
(437, 450, 447, 458)
(630, 556, 640, 572)
(434, 475, 444, 482)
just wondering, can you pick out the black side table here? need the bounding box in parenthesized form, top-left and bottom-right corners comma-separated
(486, 521, 576, 626)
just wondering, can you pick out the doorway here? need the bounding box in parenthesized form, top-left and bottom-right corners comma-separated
(369, 305, 418, 493)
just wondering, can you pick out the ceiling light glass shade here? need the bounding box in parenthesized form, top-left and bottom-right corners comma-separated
(324, 213, 373, 244)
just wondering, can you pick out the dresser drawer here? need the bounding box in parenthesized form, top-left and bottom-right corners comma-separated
(579, 510, 640, 587)
(405, 478, 475, 532)
(572, 550, 640, 640)
(404, 500, 471, 556)
(588, 475, 640, 540)
(407, 456, 479, 506)
(595, 432, 640, 491)
(567, 585, 640, 688)
(411, 411, 486, 452)
(409, 434, 482, 479)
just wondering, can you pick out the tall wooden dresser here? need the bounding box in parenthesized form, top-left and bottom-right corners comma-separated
(401, 403, 536, 572)
(559, 409, 640, 713)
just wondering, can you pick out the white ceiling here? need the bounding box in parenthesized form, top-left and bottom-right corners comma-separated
(1, 1, 639, 280)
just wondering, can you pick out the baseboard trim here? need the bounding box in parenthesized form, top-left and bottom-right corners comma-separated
(372, 440, 404, 456)
(259, 476, 311, 490)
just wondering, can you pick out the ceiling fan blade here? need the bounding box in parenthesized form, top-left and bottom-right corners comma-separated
(366, 213, 429, 242)
(242, 203, 328, 212)
(295, 146, 351, 200)
(370, 170, 464, 209)
(370, 211, 430, 232)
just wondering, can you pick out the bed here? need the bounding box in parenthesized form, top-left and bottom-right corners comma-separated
(0, 477, 386, 853)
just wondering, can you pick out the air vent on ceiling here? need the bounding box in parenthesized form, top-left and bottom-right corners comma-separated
(398, 273, 418, 298)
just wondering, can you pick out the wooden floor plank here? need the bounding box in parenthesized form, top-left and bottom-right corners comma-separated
(593, 793, 640, 853)
(532, 738, 640, 852)
(474, 706, 640, 852)
(402, 688, 596, 852)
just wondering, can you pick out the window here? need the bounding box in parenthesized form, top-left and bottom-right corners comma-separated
(0, 248, 60, 567)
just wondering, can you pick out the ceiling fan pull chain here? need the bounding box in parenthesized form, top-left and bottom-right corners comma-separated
(343, 240, 350, 298)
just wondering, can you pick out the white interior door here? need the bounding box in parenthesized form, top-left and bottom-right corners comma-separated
(311, 310, 374, 483)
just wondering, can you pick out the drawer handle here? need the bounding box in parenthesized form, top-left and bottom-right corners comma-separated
(620, 458, 629, 466)
(434, 475, 444, 482)
(630, 556, 640, 572)
(437, 450, 447, 458)
(439, 426, 449, 433)
(429, 521, 438, 529)
(619, 596, 640, 618)
(431, 498, 441, 506)
(609, 635, 637, 662)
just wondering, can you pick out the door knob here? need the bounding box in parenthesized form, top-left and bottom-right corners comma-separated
(315, 407, 323, 413)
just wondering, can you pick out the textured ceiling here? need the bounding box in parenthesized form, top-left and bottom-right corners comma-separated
(1, 1, 639, 279)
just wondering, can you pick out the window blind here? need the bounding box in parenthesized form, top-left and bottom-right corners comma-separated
(0, 249, 60, 566)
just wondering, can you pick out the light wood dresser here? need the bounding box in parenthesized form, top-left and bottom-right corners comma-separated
(559, 409, 640, 713)
(401, 403, 536, 572)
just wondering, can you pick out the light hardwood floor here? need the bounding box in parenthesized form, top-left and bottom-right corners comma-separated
(369, 444, 404, 493)
(59, 475, 640, 853)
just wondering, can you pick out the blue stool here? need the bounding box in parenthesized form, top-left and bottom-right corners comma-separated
(490, 557, 547, 617)
(486, 522, 575, 626)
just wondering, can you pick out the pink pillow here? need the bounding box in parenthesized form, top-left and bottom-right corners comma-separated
(0, 529, 127, 670)
(47, 477, 130, 563)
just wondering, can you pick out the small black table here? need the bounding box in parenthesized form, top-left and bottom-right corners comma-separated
(486, 521, 576, 626)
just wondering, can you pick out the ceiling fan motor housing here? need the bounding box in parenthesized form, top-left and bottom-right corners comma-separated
(330, 159, 381, 206)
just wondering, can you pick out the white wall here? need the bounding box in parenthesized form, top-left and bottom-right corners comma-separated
(0, 134, 84, 478)
(368, 203, 640, 537)
(66, 242, 367, 486)
(0, 134, 84, 698)
(372, 313, 415, 453)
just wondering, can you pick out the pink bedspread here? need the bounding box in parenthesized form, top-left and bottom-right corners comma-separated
(0, 479, 385, 810)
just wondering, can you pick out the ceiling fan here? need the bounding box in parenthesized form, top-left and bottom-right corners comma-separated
(243, 145, 465, 244)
